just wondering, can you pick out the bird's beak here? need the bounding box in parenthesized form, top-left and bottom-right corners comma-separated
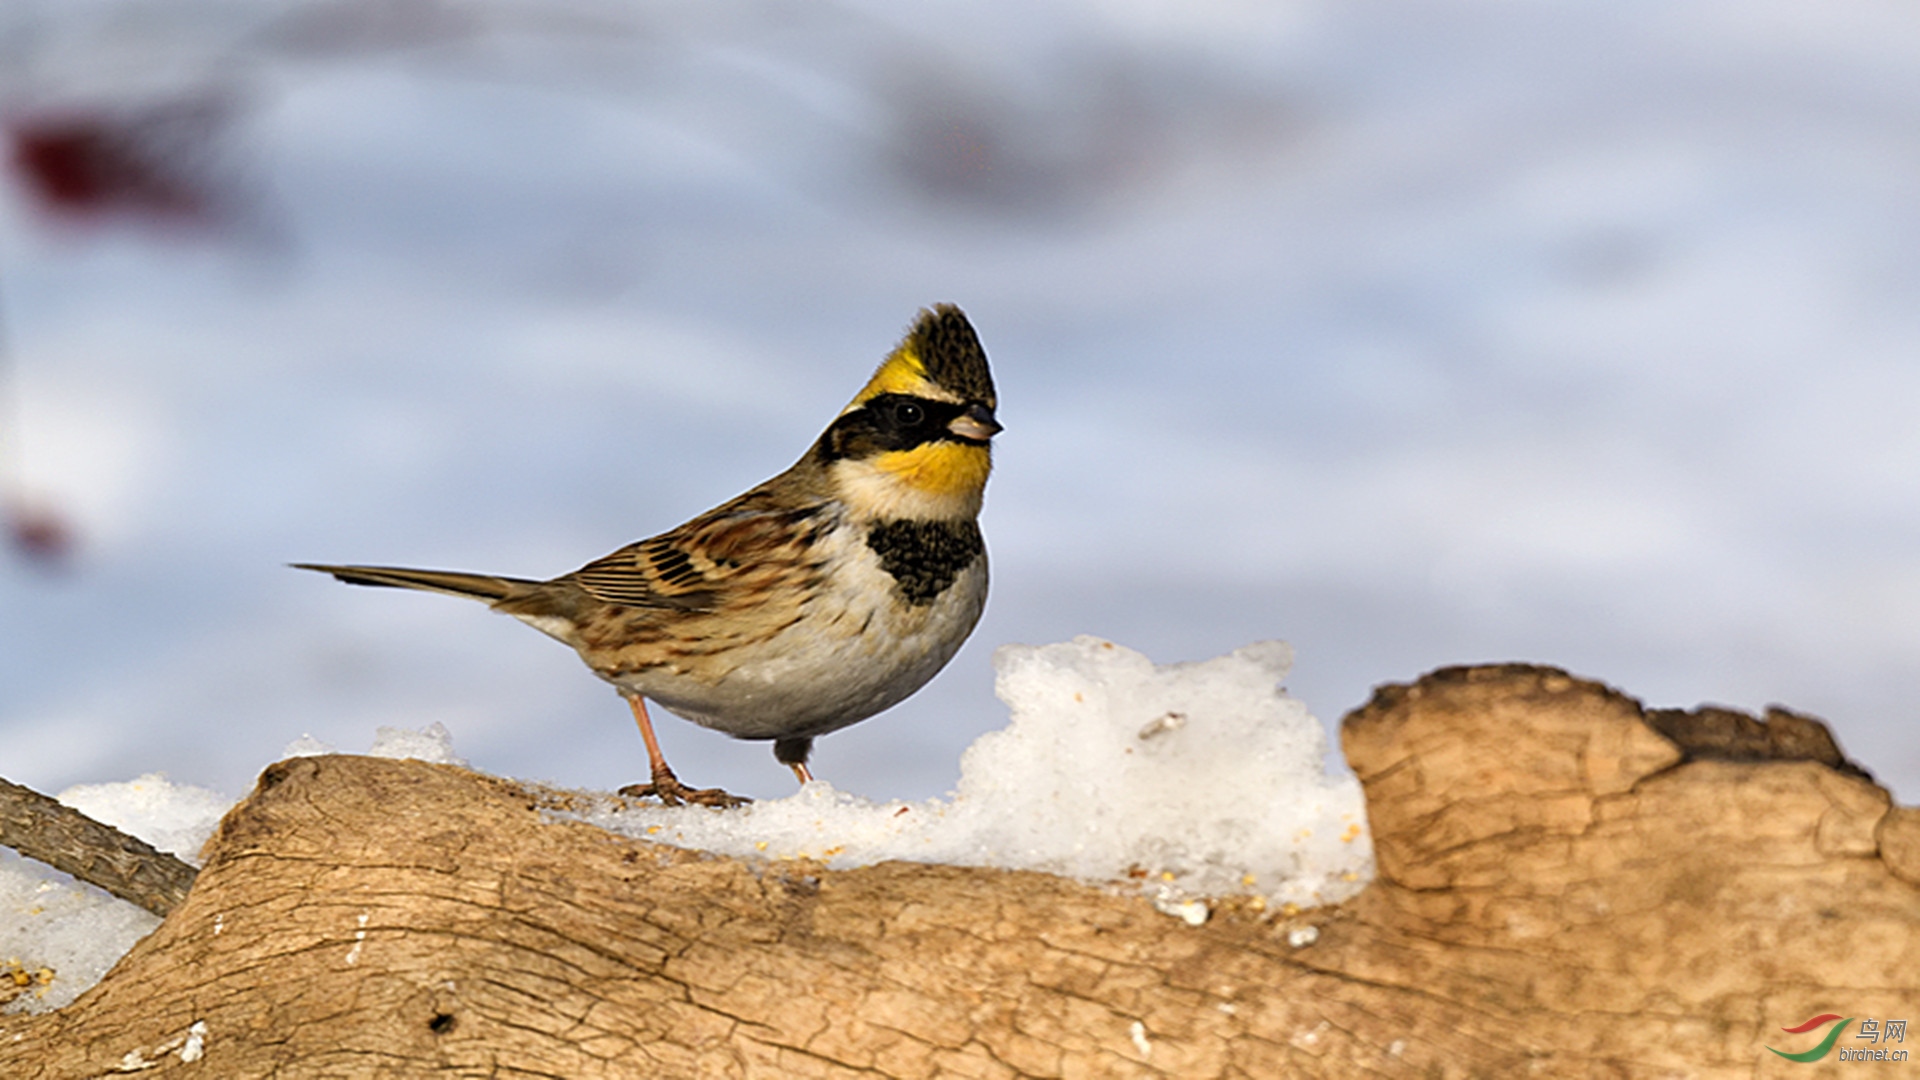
(947, 403, 1002, 443)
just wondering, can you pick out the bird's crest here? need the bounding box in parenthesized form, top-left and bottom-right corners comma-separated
(849, 304, 996, 411)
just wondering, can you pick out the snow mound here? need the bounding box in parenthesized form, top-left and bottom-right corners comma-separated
(2, 724, 462, 1013)
(580, 637, 1373, 910)
(2, 772, 225, 1014)
(367, 721, 466, 766)
(55, 773, 231, 865)
(0, 852, 161, 1014)
(283, 721, 465, 765)
(3, 641, 1372, 1015)
(280, 734, 336, 758)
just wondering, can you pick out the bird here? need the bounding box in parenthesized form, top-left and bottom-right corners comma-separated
(296, 304, 1000, 808)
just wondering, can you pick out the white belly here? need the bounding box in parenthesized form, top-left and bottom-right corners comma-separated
(613, 524, 988, 740)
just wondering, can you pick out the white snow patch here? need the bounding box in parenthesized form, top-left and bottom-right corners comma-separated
(1130, 1019, 1152, 1058)
(179, 1020, 209, 1063)
(1155, 895, 1211, 926)
(281, 734, 337, 758)
(575, 637, 1374, 910)
(286, 723, 460, 765)
(0, 853, 161, 1014)
(56, 773, 231, 866)
(1, 773, 227, 1014)
(3, 639, 1370, 1015)
(367, 722, 466, 766)
(344, 912, 368, 966)
(3, 725, 467, 1012)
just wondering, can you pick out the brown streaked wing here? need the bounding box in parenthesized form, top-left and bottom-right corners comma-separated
(564, 502, 831, 613)
(568, 543, 701, 610)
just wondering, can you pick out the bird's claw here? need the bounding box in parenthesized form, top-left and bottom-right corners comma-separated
(619, 767, 749, 809)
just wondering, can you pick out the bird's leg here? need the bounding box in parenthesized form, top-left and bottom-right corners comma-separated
(617, 695, 749, 808)
(773, 736, 814, 786)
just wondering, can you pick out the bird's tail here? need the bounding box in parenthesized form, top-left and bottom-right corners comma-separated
(292, 563, 534, 603)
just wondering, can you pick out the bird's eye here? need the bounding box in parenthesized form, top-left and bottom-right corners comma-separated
(892, 401, 925, 426)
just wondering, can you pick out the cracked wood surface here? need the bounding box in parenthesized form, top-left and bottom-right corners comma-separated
(3, 664, 1916, 1077)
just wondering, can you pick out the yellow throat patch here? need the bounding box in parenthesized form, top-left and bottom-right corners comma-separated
(873, 440, 992, 502)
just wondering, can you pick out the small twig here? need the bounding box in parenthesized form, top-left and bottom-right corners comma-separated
(0, 776, 197, 917)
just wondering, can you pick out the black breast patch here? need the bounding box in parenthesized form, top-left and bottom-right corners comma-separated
(865, 520, 984, 606)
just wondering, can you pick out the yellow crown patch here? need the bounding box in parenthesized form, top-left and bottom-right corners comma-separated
(849, 343, 932, 408)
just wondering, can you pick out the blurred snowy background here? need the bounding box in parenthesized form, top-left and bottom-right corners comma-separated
(2, 0, 1917, 805)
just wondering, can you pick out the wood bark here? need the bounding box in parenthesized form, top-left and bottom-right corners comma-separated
(2, 664, 1915, 1078)
(0, 775, 197, 916)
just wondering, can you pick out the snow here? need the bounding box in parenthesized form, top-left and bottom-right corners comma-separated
(279, 734, 335, 758)
(1, 723, 463, 1013)
(54, 773, 230, 866)
(0, 770, 233, 1014)
(0, 853, 160, 1014)
(4, 636, 1369, 1012)
(366, 721, 467, 767)
(284, 722, 465, 765)
(2, 0, 1918, 812)
(1, 0, 1918, 1021)
(573, 637, 1372, 910)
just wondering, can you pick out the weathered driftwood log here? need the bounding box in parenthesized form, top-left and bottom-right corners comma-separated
(3, 664, 1916, 1078)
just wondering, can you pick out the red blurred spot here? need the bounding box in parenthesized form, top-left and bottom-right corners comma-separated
(7, 500, 77, 569)
(7, 99, 230, 226)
